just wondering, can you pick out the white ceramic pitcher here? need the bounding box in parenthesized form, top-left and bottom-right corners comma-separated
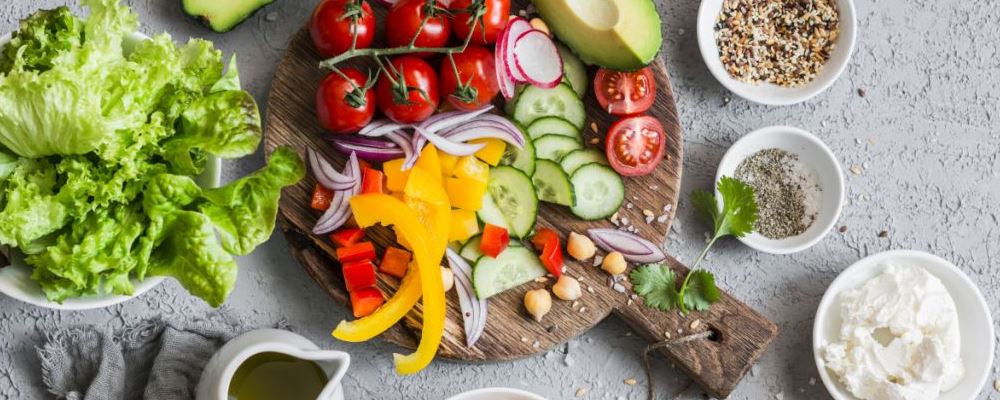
(196, 329, 350, 400)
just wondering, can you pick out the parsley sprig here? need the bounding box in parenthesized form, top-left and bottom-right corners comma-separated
(630, 176, 758, 313)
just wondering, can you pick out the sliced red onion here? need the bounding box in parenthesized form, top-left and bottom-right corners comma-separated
(587, 229, 667, 263)
(419, 106, 494, 134)
(359, 119, 409, 137)
(415, 126, 485, 156)
(313, 151, 361, 234)
(512, 30, 564, 89)
(443, 119, 525, 149)
(447, 248, 488, 347)
(330, 136, 405, 162)
(308, 147, 358, 190)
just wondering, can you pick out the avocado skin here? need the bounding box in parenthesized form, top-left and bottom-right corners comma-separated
(182, 0, 274, 33)
(532, 0, 662, 71)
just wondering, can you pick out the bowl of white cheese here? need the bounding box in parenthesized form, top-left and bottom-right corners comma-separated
(813, 250, 994, 400)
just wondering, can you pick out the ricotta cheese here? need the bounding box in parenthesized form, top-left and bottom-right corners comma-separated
(822, 263, 963, 400)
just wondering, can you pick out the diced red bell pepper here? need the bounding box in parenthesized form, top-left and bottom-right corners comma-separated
(336, 241, 377, 264)
(310, 183, 334, 211)
(539, 240, 564, 277)
(330, 227, 365, 248)
(379, 246, 412, 279)
(531, 228, 559, 251)
(360, 166, 385, 194)
(479, 224, 510, 258)
(343, 259, 377, 292)
(349, 287, 385, 318)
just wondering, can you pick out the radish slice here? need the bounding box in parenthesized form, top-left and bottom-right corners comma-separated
(513, 30, 564, 89)
(495, 21, 517, 98)
(502, 18, 533, 83)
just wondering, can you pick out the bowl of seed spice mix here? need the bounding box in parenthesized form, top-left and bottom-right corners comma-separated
(697, 0, 857, 105)
(717, 126, 845, 254)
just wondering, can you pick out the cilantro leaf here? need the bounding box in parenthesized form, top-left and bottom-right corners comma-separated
(691, 176, 758, 239)
(629, 264, 679, 311)
(680, 270, 721, 312)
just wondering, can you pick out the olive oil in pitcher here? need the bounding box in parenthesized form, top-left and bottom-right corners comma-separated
(227, 352, 328, 400)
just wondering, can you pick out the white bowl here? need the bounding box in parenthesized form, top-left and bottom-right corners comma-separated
(696, 0, 858, 105)
(813, 250, 995, 400)
(0, 32, 222, 310)
(716, 126, 844, 254)
(446, 388, 546, 400)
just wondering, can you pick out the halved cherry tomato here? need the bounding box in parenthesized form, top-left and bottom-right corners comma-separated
(310, 0, 376, 58)
(386, 0, 451, 53)
(343, 259, 378, 292)
(337, 241, 377, 264)
(317, 68, 376, 134)
(479, 224, 509, 258)
(330, 227, 365, 247)
(440, 46, 499, 111)
(594, 67, 656, 116)
(360, 166, 385, 194)
(539, 240, 563, 277)
(379, 246, 412, 279)
(350, 287, 385, 318)
(530, 228, 559, 251)
(605, 115, 666, 177)
(311, 183, 335, 211)
(376, 56, 440, 123)
(450, 0, 510, 45)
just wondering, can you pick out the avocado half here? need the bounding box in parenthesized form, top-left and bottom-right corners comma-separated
(182, 0, 274, 33)
(532, 0, 662, 71)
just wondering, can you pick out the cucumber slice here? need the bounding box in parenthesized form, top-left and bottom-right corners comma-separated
(526, 117, 581, 141)
(512, 84, 586, 129)
(499, 130, 536, 176)
(534, 134, 583, 162)
(557, 43, 588, 98)
(570, 163, 625, 220)
(532, 159, 575, 206)
(460, 235, 483, 262)
(480, 166, 538, 238)
(472, 246, 548, 299)
(560, 149, 609, 175)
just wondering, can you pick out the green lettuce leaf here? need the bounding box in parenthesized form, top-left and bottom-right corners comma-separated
(163, 90, 262, 174)
(0, 7, 83, 73)
(0, 159, 68, 249)
(210, 54, 241, 93)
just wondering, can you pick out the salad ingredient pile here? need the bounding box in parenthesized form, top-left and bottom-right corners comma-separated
(0, 0, 303, 306)
(822, 264, 964, 400)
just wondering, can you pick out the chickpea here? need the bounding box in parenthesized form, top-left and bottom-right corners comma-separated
(552, 275, 582, 301)
(524, 289, 552, 322)
(602, 251, 627, 275)
(441, 266, 454, 292)
(566, 232, 596, 261)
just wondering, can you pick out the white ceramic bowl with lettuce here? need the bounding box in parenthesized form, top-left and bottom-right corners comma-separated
(0, 1, 302, 311)
(0, 31, 222, 310)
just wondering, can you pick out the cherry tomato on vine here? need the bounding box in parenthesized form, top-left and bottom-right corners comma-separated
(310, 0, 376, 58)
(450, 0, 510, 45)
(605, 115, 666, 176)
(594, 67, 657, 116)
(386, 0, 451, 54)
(376, 56, 440, 123)
(316, 68, 376, 134)
(439, 46, 499, 111)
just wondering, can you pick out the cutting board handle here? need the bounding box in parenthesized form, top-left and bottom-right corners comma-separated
(610, 256, 778, 399)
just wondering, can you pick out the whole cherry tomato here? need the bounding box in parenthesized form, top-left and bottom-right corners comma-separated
(594, 67, 657, 116)
(310, 0, 376, 58)
(316, 68, 376, 134)
(439, 46, 500, 111)
(386, 0, 451, 54)
(605, 115, 666, 176)
(376, 56, 440, 123)
(450, 0, 510, 45)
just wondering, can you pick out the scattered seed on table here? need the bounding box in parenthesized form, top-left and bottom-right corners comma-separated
(850, 165, 863, 175)
(575, 388, 587, 398)
(857, 88, 867, 97)
(624, 378, 637, 385)
(839, 225, 848, 233)
(690, 320, 701, 329)
(879, 230, 889, 238)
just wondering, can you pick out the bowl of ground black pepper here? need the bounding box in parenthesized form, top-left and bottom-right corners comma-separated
(697, 0, 857, 105)
(716, 126, 844, 254)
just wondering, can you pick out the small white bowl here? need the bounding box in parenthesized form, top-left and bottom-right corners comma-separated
(697, 0, 858, 105)
(813, 250, 995, 400)
(0, 32, 222, 310)
(446, 388, 546, 400)
(716, 125, 844, 254)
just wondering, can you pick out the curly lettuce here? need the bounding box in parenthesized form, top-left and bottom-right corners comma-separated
(0, 0, 304, 306)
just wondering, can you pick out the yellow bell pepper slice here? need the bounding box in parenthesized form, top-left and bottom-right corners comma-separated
(471, 138, 506, 166)
(383, 159, 410, 192)
(414, 145, 441, 182)
(439, 152, 459, 177)
(453, 155, 490, 183)
(404, 166, 450, 206)
(449, 209, 480, 243)
(446, 177, 488, 211)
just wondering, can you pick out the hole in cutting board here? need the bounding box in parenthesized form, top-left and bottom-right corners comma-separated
(707, 327, 722, 342)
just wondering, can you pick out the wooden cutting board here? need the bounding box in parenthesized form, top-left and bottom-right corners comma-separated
(263, 4, 777, 397)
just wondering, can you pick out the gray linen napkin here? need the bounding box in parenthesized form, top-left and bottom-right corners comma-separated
(37, 312, 284, 400)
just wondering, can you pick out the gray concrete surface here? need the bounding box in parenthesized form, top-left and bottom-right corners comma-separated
(1, 0, 998, 399)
